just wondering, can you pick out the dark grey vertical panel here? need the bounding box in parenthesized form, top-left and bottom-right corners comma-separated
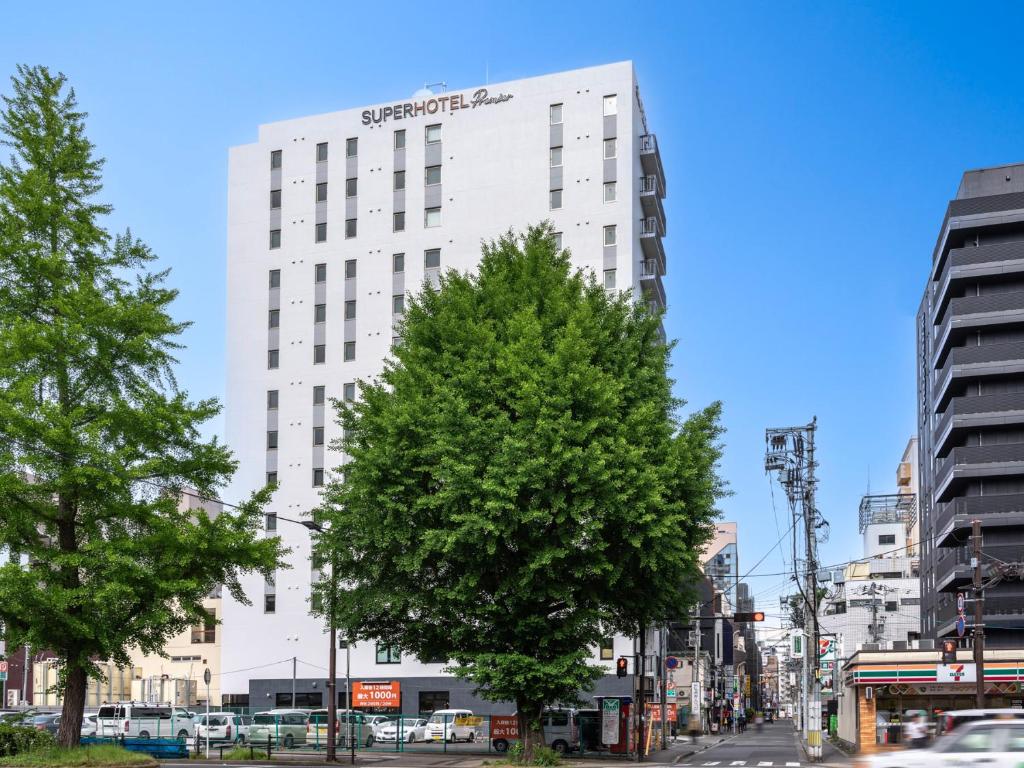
(549, 124, 563, 147)
(603, 115, 617, 138)
(603, 158, 616, 183)
(603, 246, 617, 270)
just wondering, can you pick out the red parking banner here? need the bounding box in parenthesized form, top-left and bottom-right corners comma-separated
(490, 715, 520, 739)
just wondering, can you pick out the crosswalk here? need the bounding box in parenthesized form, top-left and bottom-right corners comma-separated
(698, 762, 800, 766)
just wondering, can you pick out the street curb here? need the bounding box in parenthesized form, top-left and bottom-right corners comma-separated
(671, 735, 735, 764)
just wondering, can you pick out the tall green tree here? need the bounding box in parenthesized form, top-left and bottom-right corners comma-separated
(313, 225, 724, 757)
(0, 65, 284, 747)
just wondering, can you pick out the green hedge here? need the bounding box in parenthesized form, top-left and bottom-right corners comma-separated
(0, 725, 56, 758)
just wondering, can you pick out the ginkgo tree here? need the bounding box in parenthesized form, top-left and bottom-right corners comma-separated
(312, 225, 725, 759)
(0, 65, 284, 747)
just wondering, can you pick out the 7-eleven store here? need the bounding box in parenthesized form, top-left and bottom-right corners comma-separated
(837, 648, 1024, 752)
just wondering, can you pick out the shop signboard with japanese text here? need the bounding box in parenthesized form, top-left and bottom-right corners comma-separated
(601, 699, 620, 745)
(352, 681, 401, 709)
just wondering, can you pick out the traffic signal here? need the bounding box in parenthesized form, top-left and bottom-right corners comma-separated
(941, 640, 957, 664)
(733, 611, 765, 622)
(616, 657, 629, 677)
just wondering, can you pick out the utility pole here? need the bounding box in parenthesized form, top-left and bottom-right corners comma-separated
(659, 625, 667, 750)
(766, 418, 822, 761)
(972, 519, 985, 708)
(691, 606, 703, 736)
(637, 624, 646, 763)
(292, 656, 297, 708)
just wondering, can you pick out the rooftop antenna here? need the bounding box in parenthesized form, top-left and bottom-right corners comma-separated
(425, 81, 447, 93)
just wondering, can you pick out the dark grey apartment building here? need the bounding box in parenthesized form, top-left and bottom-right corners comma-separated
(917, 163, 1024, 647)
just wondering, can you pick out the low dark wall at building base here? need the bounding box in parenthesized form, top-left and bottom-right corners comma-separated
(248, 674, 636, 715)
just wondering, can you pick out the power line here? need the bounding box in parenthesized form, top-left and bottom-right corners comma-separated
(215, 658, 297, 678)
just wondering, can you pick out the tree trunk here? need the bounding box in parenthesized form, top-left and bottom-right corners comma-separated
(516, 701, 545, 763)
(57, 663, 87, 748)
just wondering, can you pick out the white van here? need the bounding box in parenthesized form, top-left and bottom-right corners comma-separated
(96, 702, 195, 740)
(426, 709, 479, 742)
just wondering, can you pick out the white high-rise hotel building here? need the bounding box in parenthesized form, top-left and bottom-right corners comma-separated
(223, 62, 667, 713)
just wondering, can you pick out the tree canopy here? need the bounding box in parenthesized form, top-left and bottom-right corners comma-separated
(0, 65, 284, 746)
(313, 225, 724, 755)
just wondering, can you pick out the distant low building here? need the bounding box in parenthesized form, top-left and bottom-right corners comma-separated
(818, 492, 920, 656)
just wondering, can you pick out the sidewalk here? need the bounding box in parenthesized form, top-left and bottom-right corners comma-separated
(161, 735, 735, 768)
(792, 731, 851, 767)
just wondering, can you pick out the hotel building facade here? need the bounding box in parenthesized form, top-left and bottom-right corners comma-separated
(222, 61, 668, 712)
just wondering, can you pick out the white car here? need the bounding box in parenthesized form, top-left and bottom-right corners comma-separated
(865, 720, 1024, 768)
(426, 709, 479, 743)
(96, 703, 195, 740)
(195, 712, 245, 743)
(81, 713, 98, 737)
(376, 718, 428, 743)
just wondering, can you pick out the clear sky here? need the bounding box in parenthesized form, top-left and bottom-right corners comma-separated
(3, 0, 1022, 628)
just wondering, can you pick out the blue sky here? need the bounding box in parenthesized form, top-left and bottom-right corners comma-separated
(3, 1, 1022, 626)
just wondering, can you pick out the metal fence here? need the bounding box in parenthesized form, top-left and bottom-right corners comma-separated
(208, 710, 675, 757)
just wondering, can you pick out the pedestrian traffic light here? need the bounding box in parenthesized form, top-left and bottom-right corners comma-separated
(616, 657, 628, 677)
(941, 639, 957, 664)
(733, 611, 765, 622)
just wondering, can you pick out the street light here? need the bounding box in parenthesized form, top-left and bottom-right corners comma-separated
(276, 516, 348, 763)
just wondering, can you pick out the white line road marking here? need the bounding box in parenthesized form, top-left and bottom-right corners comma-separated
(703, 762, 721, 766)
(787, 763, 801, 766)
(731, 762, 746, 765)
(758, 763, 774, 766)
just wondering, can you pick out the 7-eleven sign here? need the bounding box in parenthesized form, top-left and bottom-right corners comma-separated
(938, 663, 977, 683)
(819, 638, 835, 660)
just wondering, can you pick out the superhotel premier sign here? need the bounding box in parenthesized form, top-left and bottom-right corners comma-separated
(362, 88, 514, 125)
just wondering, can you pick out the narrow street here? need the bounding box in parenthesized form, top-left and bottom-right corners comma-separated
(676, 720, 848, 768)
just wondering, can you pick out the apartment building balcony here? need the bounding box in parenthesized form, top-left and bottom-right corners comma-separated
(639, 134, 665, 192)
(933, 240, 1024, 314)
(933, 391, 1024, 456)
(933, 442, 1024, 502)
(640, 263, 666, 312)
(935, 592, 1024, 637)
(933, 492, 1024, 547)
(933, 290, 1024, 366)
(933, 340, 1024, 408)
(640, 215, 666, 269)
(930, 192, 1024, 283)
(639, 174, 666, 225)
(934, 563, 973, 593)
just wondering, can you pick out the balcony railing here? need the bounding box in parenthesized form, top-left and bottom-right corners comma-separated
(933, 390, 1024, 444)
(933, 239, 1024, 315)
(934, 492, 1024, 546)
(640, 259, 661, 278)
(638, 134, 665, 190)
(934, 442, 1024, 493)
(934, 290, 1024, 360)
(934, 340, 1024, 404)
(640, 216, 665, 238)
(639, 175, 663, 197)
